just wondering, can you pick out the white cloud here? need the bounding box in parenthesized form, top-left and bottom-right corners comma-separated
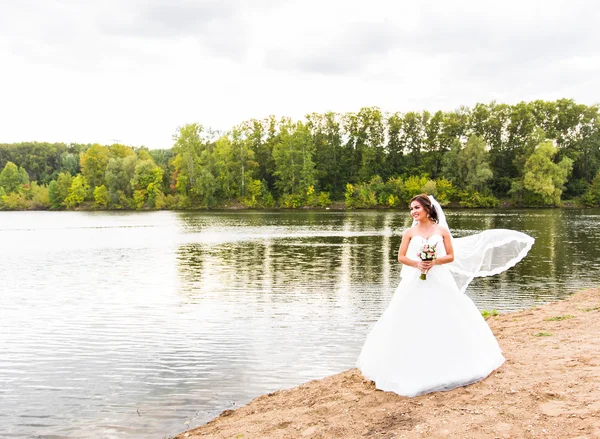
(0, 0, 598, 149)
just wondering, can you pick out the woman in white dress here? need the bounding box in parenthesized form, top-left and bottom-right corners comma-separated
(357, 194, 534, 397)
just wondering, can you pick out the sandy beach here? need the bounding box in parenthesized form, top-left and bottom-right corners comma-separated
(176, 288, 600, 439)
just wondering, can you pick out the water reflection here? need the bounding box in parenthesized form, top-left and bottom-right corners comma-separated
(0, 209, 598, 439)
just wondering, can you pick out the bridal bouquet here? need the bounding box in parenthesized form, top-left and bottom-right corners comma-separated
(417, 243, 437, 280)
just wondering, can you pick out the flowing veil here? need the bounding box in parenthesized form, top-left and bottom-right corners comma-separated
(410, 196, 535, 293)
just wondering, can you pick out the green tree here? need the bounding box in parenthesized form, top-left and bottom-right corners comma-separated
(512, 127, 546, 184)
(137, 148, 154, 162)
(513, 141, 574, 206)
(581, 171, 600, 206)
(241, 179, 275, 208)
(148, 148, 174, 192)
(109, 144, 136, 159)
(442, 136, 493, 194)
(462, 135, 493, 193)
(357, 107, 385, 181)
(64, 175, 90, 208)
(27, 182, 50, 209)
(80, 144, 110, 189)
(172, 123, 218, 206)
(231, 127, 258, 198)
(307, 112, 344, 197)
(384, 112, 405, 179)
(193, 167, 218, 207)
(104, 156, 137, 206)
(441, 139, 464, 187)
(1, 192, 29, 210)
(272, 120, 316, 197)
(130, 159, 164, 208)
(213, 129, 257, 200)
(0, 142, 68, 184)
(400, 111, 425, 172)
(242, 118, 276, 192)
(58, 152, 79, 176)
(213, 135, 236, 200)
(0, 161, 29, 193)
(401, 175, 429, 203)
(486, 102, 512, 195)
(94, 185, 109, 208)
(19, 167, 30, 187)
(422, 110, 446, 178)
(48, 172, 73, 209)
(131, 160, 163, 192)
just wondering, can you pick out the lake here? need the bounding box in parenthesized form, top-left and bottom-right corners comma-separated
(1, 208, 599, 438)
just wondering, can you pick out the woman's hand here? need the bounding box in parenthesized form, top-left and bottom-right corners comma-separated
(417, 260, 434, 272)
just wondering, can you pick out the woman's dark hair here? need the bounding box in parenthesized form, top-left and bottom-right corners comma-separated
(410, 194, 438, 223)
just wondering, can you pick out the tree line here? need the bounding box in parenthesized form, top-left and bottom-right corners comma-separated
(1, 98, 600, 211)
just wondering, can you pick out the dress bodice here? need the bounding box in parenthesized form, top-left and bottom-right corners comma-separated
(400, 233, 449, 282)
(406, 234, 446, 261)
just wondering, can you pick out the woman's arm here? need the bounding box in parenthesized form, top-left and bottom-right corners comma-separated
(433, 227, 455, 266)
(397, 230, 419, 268)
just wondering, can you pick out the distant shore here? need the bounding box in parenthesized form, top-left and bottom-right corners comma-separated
(206, 200, 586, 211)
(1, 199, 590, 213)
(176, 288, 600, 439)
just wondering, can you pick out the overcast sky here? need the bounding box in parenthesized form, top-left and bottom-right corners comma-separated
(1, 0, 599, 149)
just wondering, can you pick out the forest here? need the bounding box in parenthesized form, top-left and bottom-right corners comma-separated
(1, 99, 600, 211)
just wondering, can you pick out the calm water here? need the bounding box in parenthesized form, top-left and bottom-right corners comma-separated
(0, 209, 599, 438)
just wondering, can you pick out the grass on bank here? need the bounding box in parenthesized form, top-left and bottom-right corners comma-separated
(544, 315, 575, 321)
(481, 309, 499, 318)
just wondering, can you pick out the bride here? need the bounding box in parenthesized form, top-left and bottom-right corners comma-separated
(356, 194, 534, 397)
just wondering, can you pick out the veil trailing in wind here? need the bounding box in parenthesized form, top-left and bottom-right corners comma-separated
(409, 195, 535, 293)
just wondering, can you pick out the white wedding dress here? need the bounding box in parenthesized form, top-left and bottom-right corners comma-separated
(357, 227, 534, 397)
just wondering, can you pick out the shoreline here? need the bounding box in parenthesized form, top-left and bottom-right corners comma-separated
(0, 202, 592, 213)
(175, 288, 600, 439)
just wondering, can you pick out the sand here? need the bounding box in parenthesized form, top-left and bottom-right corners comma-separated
(176, 288, 600, 439)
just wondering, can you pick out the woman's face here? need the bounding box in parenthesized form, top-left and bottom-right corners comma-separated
(410, 200, 428, 222)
